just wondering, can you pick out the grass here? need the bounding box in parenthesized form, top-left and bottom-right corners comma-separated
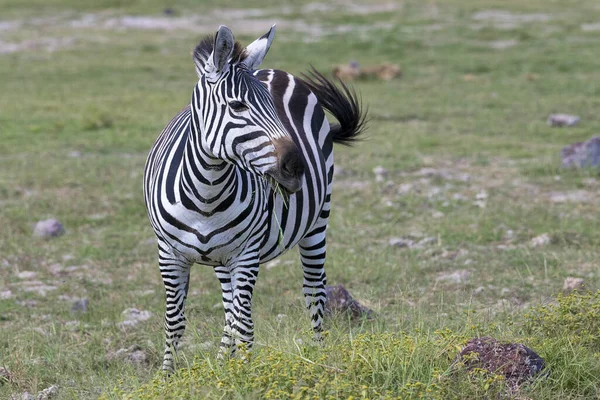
(1, 0, 599, 398)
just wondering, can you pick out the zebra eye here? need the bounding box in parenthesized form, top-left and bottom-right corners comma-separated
(228, 100, 249, 112)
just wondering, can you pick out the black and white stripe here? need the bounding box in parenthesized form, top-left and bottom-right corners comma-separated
(143, 25, 366, 372)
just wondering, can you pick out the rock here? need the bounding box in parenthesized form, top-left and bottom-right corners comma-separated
(325, 284, 374, 320)
(530, 233, 551, 248)
(12, 393, 35, 400)
(454, 337, 545, 391)
(72, 298, 89, 313)
(547, 113, 580, 127)
(473, 286, 485, 295)
(549, 190, 592, 203)
(436, 269, 471, 284)
(561, 136, 600, 168)
(432, 210, 445, 219)
(33, 219, 64, 239)
(0, 366, 11, 383)
(475, 190, 488, 200)
(563, 277, 585, 292)
(389, 235, 436, 249)
(0, 290, 14, 300)
(16, 271, 37, 279)
(388, 237, 414, 248)
(37, 385, 59, 400)
(118, 308, 152, 328)
(372, 165, 389, 182)
(107, 345, 148, 365)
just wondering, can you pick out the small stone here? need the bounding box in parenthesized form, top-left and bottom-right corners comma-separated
(388, 237, 415, 248)
(373, 166, 389, 182)
(473, 200, 486, 208)
(453, 193, 468, 201)
(436, 269, 471, 284)
(473, 286, 485, 295)
(0, 290, 14, 300)
(108, 345, 147, 365)
(547, 113, 580, 127)
(17, 271, 37, 279)
(0, 366, 11, 383)
(36, 385, 59, 400)
(563, 277, 585, 292)
(530, 233, 551, 248)
(397, 183, 413, 195)
(72, 298, 89, 313)
(561, 136, 600, 168)
(416, 236, 437, 248)
(276, 314, 287, 322)
(33, 219, 64, 239)
(199, 341, 213, 350)
(432, 210, 445, 219)
(265, 259, 281, 270)
(118, 308, 152, 328)
(475, 190, 488, 200)
(325, 284, 374, 320)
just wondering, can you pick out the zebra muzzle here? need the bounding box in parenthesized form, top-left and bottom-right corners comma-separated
(267, 139, 305, 194)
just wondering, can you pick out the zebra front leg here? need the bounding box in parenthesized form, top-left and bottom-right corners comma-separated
(214, 265, 235, 359)
(216, 253, 260, 358)
(299, 229, 328, 342)
(158, 242, 192, 373)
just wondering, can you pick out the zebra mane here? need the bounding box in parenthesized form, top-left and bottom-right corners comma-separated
(193, 34, 248, 70)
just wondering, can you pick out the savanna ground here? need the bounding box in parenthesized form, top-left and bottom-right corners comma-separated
(1, 0, 599, 398)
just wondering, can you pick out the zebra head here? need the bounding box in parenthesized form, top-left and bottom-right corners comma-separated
(191, 25, 305, 194)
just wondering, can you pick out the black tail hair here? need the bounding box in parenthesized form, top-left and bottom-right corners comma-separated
(301, 67, 367, 146)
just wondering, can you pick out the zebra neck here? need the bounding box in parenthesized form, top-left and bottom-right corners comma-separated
(180, 133, 237, 213)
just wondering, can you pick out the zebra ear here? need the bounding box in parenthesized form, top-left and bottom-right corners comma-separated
(241, 24, 276, 70)
(203, 25, 235, 77)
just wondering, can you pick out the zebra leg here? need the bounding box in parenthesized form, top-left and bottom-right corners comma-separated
(214, 265, 235, 359)
(158, 241, 192, 373)
(230, 260, 259, 355)
(298, 223, 328, 342)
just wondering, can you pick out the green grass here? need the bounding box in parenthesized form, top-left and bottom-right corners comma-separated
(1, 0, 599, 398)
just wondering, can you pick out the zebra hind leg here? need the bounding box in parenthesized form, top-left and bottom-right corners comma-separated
(298, 227, 328, 343)
(158, 242, 192, 373)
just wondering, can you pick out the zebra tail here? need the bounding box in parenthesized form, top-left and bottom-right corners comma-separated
(301, 67, 368, 146)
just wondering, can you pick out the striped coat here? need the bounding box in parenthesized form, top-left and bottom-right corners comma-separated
(143, 25, 365, 371)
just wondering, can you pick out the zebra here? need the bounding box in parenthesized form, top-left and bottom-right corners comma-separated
(143, 24, 366, 372)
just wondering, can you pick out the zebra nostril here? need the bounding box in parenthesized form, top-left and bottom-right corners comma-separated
(281, 150, 305, 178)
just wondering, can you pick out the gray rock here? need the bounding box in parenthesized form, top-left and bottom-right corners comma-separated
(33, 219, 64, 238)
(530, 233, 551, 248)
(561, 136, 600, 168)
(0, 366, 11, 383)
(36, 385, 59, 400)
(547, 113, 580, 127)
(107, 345, 148, 365)
(118, 308, 152, 328)
(72, 298, 89, 313)
(325, 284, 374, 320)
(373, 165, 389, 182)
(436, 269, 471, 284)
(388, 237, 415, 248)
(563, 277, 585, 291)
